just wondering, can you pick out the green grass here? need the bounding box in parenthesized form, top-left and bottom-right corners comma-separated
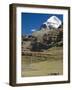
(21, 46, 63, 77)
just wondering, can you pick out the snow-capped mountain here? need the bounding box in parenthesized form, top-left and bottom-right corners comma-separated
(41, 16, 62, 29)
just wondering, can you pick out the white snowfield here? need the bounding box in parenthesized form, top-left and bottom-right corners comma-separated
(43, 16, 62, 29)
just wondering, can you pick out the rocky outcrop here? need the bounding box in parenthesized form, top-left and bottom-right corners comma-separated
(22, 28, 63, 52)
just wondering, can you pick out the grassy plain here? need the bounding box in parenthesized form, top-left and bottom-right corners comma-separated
(21, 47, 63, 77)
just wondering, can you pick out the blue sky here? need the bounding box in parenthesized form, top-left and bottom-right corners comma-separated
(21, 13, 63, 35)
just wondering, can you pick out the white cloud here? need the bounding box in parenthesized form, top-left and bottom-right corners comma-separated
(31, 29, 36, 32)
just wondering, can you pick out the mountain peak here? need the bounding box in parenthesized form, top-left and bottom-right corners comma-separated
(47, 16, 62, 28)
(41, 16, 62, 29)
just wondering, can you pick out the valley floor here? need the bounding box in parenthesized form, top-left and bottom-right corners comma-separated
(21, 47, 63, 77)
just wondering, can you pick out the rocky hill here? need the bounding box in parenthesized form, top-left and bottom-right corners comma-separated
(22, 28, 63, 52)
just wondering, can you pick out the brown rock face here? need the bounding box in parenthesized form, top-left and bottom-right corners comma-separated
(22, 28, 63, 52)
